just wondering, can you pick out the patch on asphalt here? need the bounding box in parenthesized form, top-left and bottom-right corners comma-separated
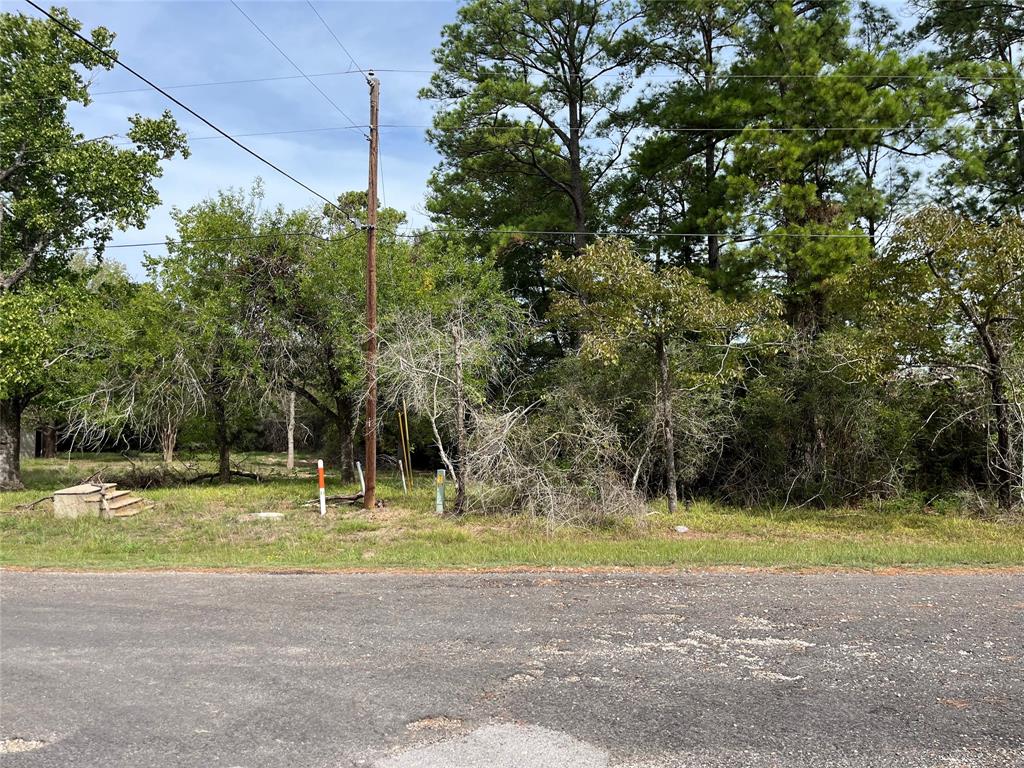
(375, 723, 608, 767)
(405, 716, 464, 733)
(0, 738, 46, 753)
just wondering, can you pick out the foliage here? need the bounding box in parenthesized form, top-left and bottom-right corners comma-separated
(549, 237, 779, 362)
(7, 2, 1023, 517)
(468, 403, 648, 526)
(253, 192, 418, 477)
(913, 0, 1024, 217)
(379, 237, 521, 514)
(549, 238, 782, 511)
(844, 209, 1024, 507)
(421, 0, 643, 316)
(148, 184, 276, 480)
(0, 282, 85, 402)
(0, 8, 188, 290)
(0, 7, 187, 488)
(63, 282, 205, 462)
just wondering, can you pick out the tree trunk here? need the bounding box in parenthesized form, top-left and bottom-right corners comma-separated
(160, 425, 177, 464)
(40, 423, 57, 459)
(656, 336, 678, 514)
(567, 88, 587, 253)
(213, 397, 231, 483)
(0, 398, 24, 490)
(705, 135, 720, 272)
(286, 391, 295, 471)
(973, 317, 1017, 509)
(452, 322, 468, 515)
(335, 397, 355, 482)
(988, 367, 1016, 509)
(1009, 70, 1024, 216)
(702, 23, 719, 273)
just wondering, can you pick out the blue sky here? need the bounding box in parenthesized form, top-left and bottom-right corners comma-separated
(23, 0, 458, 278)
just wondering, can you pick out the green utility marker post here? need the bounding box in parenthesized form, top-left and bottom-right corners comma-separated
(435, 469, 445, 514)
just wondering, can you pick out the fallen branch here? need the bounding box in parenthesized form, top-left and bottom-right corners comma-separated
(187, 469, 263, 484)
(14, 495, 54, 510)
(300, 492, 364, 507)
(77, 470, 103, 486)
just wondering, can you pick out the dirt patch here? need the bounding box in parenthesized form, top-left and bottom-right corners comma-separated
(0, 738, 46, 753)
(237, 512, 285, 522)
(406, 716, 464, 733)
(938, 698, 971, 710)
(344, 505, 415, 526)
(377, 723, 608, 768)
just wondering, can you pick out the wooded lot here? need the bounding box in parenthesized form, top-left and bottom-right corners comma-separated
(2, 1, 1022, 517)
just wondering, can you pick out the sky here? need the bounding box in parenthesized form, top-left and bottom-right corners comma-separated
(21, 0, 459, 278)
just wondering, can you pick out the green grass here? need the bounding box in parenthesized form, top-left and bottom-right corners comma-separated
(1, 453, 1022, 570)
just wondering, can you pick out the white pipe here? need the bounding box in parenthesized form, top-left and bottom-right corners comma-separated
(317, 459, 326, 517)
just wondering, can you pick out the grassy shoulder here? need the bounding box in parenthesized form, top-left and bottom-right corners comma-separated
(1, 454, 1021, 570)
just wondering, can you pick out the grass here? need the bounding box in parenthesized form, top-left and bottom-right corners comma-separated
(1, 453, 1022, 571)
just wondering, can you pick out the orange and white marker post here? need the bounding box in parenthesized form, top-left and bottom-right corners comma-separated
(317, 459, 326, 517)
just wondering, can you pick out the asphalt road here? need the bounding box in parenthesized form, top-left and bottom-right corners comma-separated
(0, 571, 1021, 768)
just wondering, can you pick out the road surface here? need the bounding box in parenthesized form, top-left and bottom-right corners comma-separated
(1, 571, 1021, 767)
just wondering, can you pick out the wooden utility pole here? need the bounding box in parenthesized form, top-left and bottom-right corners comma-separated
(363, 71, 380, 510)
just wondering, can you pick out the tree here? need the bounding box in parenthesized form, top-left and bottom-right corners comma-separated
(264, 194, 417, 481)
(913, 0, 1024, 217)
(828, 2, 955, 253)
(613, 0, 750, 280)
(724, 1, 894, 334)
(153, 186, 271, 482)
(129, 287, 205, 464)
(420, 0, 645, 327)
(619, 1, 952, 303)
(422, 0, 641, 251)
(379, 234, 518, 515)
(550, 238, 779, 512)
(850, 208, 1024, 508)
(0, 281, 85, 483)
(65, 283, 205, 464)
(0, 7, 187, 487)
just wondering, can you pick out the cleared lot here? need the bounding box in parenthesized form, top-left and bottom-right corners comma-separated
(0, 571, 1021, 767)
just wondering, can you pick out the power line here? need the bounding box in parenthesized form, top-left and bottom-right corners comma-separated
(22, 0, 352, 221)
(21, 69, 368, 105)
(23, 67, 1022, 107)
(304, 1, 387, 209)
(648, 125, 1024, 133)
(150, 122, 1024, 139)
(97, 228, 366, 252)
(19, 117, 1023, 160)
(229, 0, 367, 138)
(305, 1, 368, 78)
(383, 226, 876, 242)
(20, 66, 1023, 106)
(106, 232, 328, 249)
(665, 72, 1024, 82)
(18, 124, 372, 158)
(96, 227, 878, 251)
(410, 123, 1024, 134)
